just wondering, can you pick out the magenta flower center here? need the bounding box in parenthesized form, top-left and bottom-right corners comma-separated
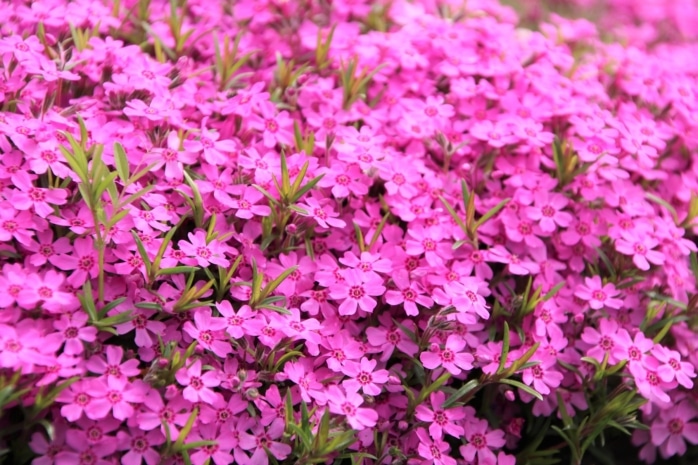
(2, 220, 17, 232)
(470, 433, 487, 449)
(349, 285, 365, 299)
(357, 372, 372, 385)
(669, 418, 684, 435)
(440, 349, 454, 362)
(599, 336, 614, 351)
(265, 119, 278, 132)
(541, 205, 555, 217)
(189, 376, 203, 390)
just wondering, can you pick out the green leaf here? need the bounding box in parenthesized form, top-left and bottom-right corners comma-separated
(353, 223, 366, 252)
(259, 266, 298, 302)
(475, 198, 510, 228)
(439, 196, 467, 233)
(499, 378, 543, 401)
(417, 371, 451, 405)
(252, 184, 279, 206)
(119, 184, 155, 209)
(94, 311, 133, 327)
(368, 212, 390, 249)
(442, 379, 479, 408)
(259, 304, 291, 315)
(496, 322, 511, 375)
(645, 192, 679, 225)
(290, 174, 325, 204)
(158, 266, 200, 276)
(113, 142, 129, 182)
(97, 297, 126, 319)
(79, 281, 99, 322)
(594, 247, 616, 280)
(131, 230, 153, 274)
(125, 162, 158, 187)
(174, 407, 199, 451)
(542, 282, 565, 302)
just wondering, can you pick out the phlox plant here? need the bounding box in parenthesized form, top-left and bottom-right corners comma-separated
(0, 0, 698, 465)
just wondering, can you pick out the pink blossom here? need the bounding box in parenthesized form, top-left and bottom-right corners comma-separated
(178, 230, 231, 268)
(650, 401, 698, 458)
(421, 335, 474, 376)
(574, 276, 624, 310)
(460, 418, 506, 465)
(329, 268, 386, 315)
(615, 232, 665, 270)
(415, 391, 466, 439)
(296, 197, 346, 229)
(341, 357, 389, 395)
(385, 270, 433, 316)
(175, 359, 221, 404)
(416, 428, 457, 465)
(327, 385, 378, 430)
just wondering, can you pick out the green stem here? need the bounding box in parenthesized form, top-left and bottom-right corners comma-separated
(97, 237, 105, 306)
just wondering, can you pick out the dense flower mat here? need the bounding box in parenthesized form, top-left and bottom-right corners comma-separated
(1, 0, 698, 464)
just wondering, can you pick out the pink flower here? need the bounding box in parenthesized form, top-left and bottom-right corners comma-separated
(652, 345, 695, 389)
(178, 230, 230, 268)
(183, 309, 231, 358)
(460, 418, 506, 465)
(176, 359, 221, 404)
(115, 309, 167, 348)
(216, 301, 255, 339)
(522, 354, 563, 396)
(220, 186, 272, 219)
(615, 232, 665, 271)
(57, 380, 96, 422)
(297, 197, 346, 229)
(84, 377, 146, 421)
(611, 329, 654, 367)
(629, 359, 675, 405)
(327, 385, 378, 430)
(525, 192, 573, 233)
(385, 270, 433, 316)
(366, 316, 419, 362)
(86, 345, 140, 380)
(329, 268, 386, 315)
(146, 131, 197, 179)
(416, 428, 457, 465)
(53, 312, 97, 356)
(11, 171, 67, 217)
(55, 237, 100, 287)
(574, 276, 623, 310)
(470, 120, 517, 148)
(248, 101, 294, 148)
(239, 423, 292, 465)
(421, 335, 474, 376)
(650, 401, 698, 458)
(188, 423, 239, 465)
(117, 428, 164, 465)
(284, 358, 327, 403)
(17, 269, 76, 313)
(415, 391, 466, 439)
(341, 357, 389, 395)
(580, 318, 621, 364)
(488, 246, 540, 275)
(0, 203, 36, 245)
(405, 225, 452, 267)
(441, 280, 490, 320)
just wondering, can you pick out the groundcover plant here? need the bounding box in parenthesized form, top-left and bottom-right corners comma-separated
(1, 0, 698, 464)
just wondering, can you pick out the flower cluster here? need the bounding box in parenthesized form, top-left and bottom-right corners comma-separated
(0, 0, 698, 464)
